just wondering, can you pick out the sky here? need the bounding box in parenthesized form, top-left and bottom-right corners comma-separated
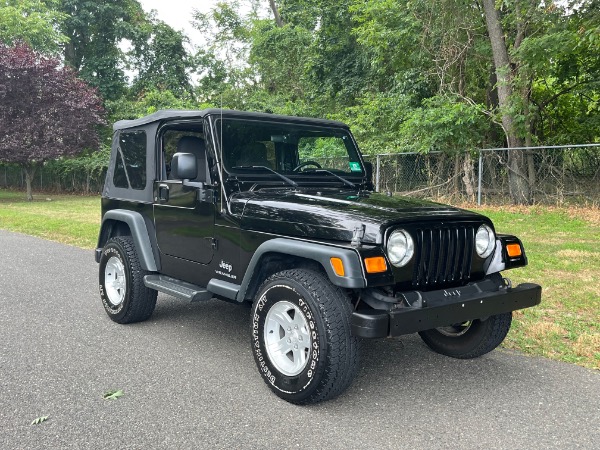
(137, 0, 266, 48)
(137, 0, 216, 48)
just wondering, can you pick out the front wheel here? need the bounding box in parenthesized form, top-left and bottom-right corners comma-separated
(98, 236, 157, 324)
(250, 269, 358, 404)
(418, 312, 512, 359)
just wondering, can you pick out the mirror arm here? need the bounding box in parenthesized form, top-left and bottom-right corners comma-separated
(182, 179, 205, 189)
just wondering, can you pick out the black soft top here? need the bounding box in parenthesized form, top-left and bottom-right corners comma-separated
(113, 108, 350, 131)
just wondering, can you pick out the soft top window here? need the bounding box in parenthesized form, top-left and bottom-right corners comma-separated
(113, 131, 147, 190)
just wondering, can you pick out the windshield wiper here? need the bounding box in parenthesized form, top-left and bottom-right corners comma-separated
(312, 169, 356, 188)
(231, 166, 298, 188)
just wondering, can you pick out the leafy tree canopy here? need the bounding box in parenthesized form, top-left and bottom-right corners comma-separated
(59, 0, 147, 100)
(128, 18, 193, 98)
(0, 42, 105, 199)
(0, 0, 68, 53)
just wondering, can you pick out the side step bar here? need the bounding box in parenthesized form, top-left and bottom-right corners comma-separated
(144, 275, 213, 302)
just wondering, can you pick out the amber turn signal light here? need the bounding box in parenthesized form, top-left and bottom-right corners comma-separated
(364, 256, 387, 273)
(506, 243, 522, 258)
(330, 257, 345, 277)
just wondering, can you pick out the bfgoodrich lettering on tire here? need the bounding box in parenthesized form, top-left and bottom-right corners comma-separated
(251, 269, 359, 404)
(99, 236, 157, 324)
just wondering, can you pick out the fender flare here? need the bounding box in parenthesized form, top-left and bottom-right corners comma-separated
(233, 238, 366, 301)
(96, 210, 158, 272)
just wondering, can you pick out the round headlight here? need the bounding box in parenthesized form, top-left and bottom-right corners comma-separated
(475, 224, 495, 258)
(387, 229, 414, 267)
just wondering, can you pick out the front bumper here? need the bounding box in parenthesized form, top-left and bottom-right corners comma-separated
(351, 282, 542, 338)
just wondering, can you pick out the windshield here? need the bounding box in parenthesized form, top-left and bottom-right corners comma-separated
(214, 118, 364, 180)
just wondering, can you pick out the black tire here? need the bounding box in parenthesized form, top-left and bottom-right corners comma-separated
(98, 236, 157, 324)
(418, 312, 512, 359)
(250, 269, 359, 404)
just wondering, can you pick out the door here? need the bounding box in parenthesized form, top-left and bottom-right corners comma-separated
(153, 128, 215, 265)
(153, 181, 215, 264)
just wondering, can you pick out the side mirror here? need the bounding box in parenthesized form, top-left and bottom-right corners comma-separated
(172, 153, 197, 180)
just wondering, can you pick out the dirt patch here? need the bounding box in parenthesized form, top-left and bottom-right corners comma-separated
(567, 206, 600, 227)
(538, 266, 598, 282)
(526, 321, 567, 340)
(555, 249, 600, 263)
(573, 334, 600, 368)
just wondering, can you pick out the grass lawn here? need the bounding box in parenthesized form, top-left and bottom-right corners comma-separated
(475, 205, 600, 370)
(1, 189, 598, 370)
(0, 190, 100, 249)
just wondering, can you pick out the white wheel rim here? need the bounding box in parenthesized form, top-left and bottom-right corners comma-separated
(264, 300, 312, 376)
(104, 256, 126, 306)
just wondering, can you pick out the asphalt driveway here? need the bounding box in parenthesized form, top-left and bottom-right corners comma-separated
(0, 230, 598, 449)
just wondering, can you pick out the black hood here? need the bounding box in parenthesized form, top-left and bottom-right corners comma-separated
(232, 188, 489, 244)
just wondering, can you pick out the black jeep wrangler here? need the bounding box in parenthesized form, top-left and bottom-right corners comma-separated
(96, 109, 541, 404)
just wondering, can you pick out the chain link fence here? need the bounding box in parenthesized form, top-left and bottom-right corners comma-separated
(365, 144, 600, 205)
(2, 144, 599, 205)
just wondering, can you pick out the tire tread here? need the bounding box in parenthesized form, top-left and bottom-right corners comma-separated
(101, 236, 157, 324)
(419, 312, 512, 359)
(255, 268, 359, 404)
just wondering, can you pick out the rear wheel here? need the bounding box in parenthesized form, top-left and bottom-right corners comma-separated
(99, 236, 157, 324)
(251, 269, 359, 404)
(418, 312, 512, 359)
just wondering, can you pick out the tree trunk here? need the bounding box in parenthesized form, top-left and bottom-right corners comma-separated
(482, 0, 530, 204)
(86, 171, 91, 194)
(523, 81, 537, 200)
(269, 0, 284, 28)
(23, 163, 39, 202)
(462, 153, 475, 201)
(508, 150, 530, 204)
(453, 154, 461, 198)
(527, 149, 536, 197)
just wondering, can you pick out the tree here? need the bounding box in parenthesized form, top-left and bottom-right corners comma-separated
(248, 20, 312, 99)
(481, 0, 533, 204)
(0, 42, 105, 200)
(181, 0, 598, 204)
(59, 0, 147, 101)
(107, 88, 204, 122)
(519, 1, 600, 144)
(401, 95, 489, 199)
(0, 0, 68, 53)
(192, 1, 256, 108)
(129, 20, 193, 97)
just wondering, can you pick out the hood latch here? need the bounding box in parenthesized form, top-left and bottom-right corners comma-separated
(351, 224, 365, 248)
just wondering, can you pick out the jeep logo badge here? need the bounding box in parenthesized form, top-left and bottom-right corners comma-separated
(443, 289, 462, 297)
(219, 260, 233, 273)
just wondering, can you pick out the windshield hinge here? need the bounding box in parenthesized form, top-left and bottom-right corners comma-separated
(205, 237, 218, 250)
(351, 224, 365, 248)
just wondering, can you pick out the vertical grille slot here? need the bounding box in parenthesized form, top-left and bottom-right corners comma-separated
(413, 225, 475, 289)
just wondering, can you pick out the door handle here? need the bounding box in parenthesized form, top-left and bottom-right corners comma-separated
(158, 184, 169, 202)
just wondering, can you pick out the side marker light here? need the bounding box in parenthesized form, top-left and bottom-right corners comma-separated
(364, 257, 387, 273)
(506, 243, 522, 258)
(330, 257, 345, 277)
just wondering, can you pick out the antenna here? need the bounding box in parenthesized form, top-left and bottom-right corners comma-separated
(220, 94, 224, 214)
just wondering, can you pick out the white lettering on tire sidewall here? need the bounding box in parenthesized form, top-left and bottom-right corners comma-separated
(99, 246, 126, 315)
(252, 283, 320, 395)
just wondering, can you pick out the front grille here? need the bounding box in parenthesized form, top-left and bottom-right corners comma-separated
(413, 225, 475, 289)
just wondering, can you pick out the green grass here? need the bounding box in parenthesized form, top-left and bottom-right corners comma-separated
(473, 205, 599, 370)
(1, 189, 598, 370)
(0, 190, 100, 249)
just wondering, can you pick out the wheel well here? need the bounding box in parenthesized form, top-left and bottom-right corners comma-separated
(98, 219, 132, 248)
(244, 253, 327, 301)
